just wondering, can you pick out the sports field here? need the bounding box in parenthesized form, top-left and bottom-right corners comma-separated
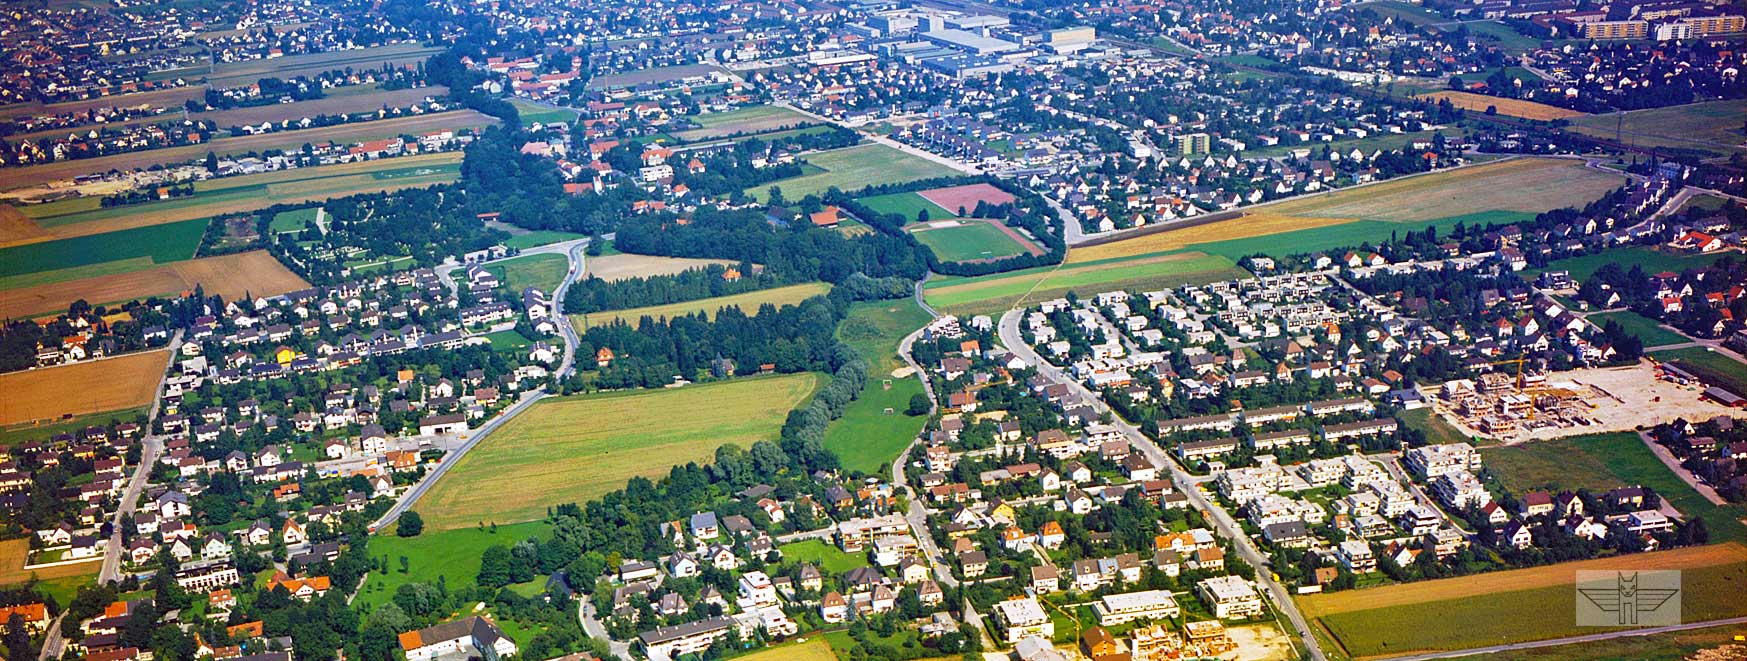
(0, 250, 310, 319)
(484, 253, 569, 293)
(1568, 100, 1747, 157)
(908, 219, 1034, 263)
(0, 349, 169, 426)
(1068, 158, 1625, 264)
(417, 373, 823, 530)
(1302, 543, 1747, 658)
(1, 111, 494, 191)
(858, 191, 957, 222)
(508, 98, 579, 128)
(571, 282, 830, 329)
(752, 143, 963, 202)
(923, 251, 1249, 316)
(581, 253, 734, 282)
(824, 299, 933, 474)
(917, 182, 1015, 215)
(1416, 91, 1583, 121)
(672, 105, 813, 140)
(1588, 310, 1687, 347)
(1482, 432, 1747, 541)
(205, 43, 442, 87)
(3, 153, 462, 246)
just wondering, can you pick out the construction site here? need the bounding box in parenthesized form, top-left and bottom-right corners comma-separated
(1430, 361, 1737, 444)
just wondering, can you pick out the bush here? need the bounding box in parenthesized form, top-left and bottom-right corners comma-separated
(397, 511, 424, 537)
(907, 393, 932, 416)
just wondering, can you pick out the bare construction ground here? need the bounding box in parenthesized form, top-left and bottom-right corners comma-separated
(1433, 362, 1737, 444)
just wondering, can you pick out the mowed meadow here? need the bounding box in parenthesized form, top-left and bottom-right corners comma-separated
(415, 373, 823, 530)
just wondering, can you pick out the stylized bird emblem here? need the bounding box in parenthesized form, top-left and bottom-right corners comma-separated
(1578, 572, 1680, 625)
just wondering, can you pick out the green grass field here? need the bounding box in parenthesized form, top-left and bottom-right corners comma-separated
(751, 144, 962, 202)
(504, 230, 586, 250)
(923, 251, 1247, 317)
(484, 330, 534, 351)
(0, 406, 146, 447)
(508, 98, 579, 127)
(418, 373, 823, 530)
(857, 191, 957, 222)
(1652, 347, 1747, 394)
(824, 300, 933, 474)
(1351, 1, 1443, 25)
(0, 218, 206, 281)
(1588, 310, 1688, 347)
(357, 520, 552, 610)
(485, 253, 569, 293)
(1525, 246, 1730, 282)
(1569, 100, 1747, 158)
(1481, 432, 1747, 541)
(909, 221, 1029, 263)
(571, 282, 831, 329)
(1444, 622, 1747, 661)
(269, 207, 321, 234)
(673, 105, 813, 140)
(777, 539, 870, 575)
(1397, 408, 1473, 447)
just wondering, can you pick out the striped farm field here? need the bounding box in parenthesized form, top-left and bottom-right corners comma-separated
(1416, 91, 1585, 120)
(570, 282, 830, 329)
(417, 373, 823, 530)
(205, 43, 442, 87)
(1, 250, 309, 319)
(923, 251, 1248, 316)
(0, 348, 171, 426)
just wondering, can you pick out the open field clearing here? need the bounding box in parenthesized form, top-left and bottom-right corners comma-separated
(778, 539, 872, 575)
(1482, 431, 1747, 540)
(0, 111, 494, 191)
(924, 251, 1249, 316)
(909, 219, 1036, 263)
(1303, 543, 1747, 658)
(4, 86, 448, 145)
(0, 217, 205, 281)
(918, 182, 1016, 215)
(825, 300, 933, 474)
(1069, 158, 1624, 263)
(418, 373, 822, 530)
(1, 250, 310, 319)
(355, 520, 551, 610)
(1568, 100, 1747, 157)
(206, 43, 442, 87)
(507, 98, 578, 128)
(1445, 623, 1747, 661)
(484, 253, 568, 293)
(672, 104, 813, 140)
(0, 86, 206, 122)
(752, 143, 963, 202)
(0, 349, 170, 426)
(1653, 346, 1747, 394)
(572, 282, 831, 329)
(2, 153, 462, 247)
(1415, 91, 1584, 120)
(581, 252, 734, 281)
(858, 190, 958, 221)
(1588, 310, 1687, 346)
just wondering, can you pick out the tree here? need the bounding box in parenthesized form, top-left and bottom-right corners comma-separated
(907, 393, 932, 416)
(586, 233, 605, 257)
(397, 511, 424, 537)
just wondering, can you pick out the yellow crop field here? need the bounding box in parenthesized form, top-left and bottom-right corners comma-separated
(572, 282, 831, 329)
(1417, 91, 1586, 120)
(0, 349, 170, 426)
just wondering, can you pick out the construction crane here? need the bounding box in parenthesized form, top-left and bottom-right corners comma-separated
(1489, 357, 1528, 391)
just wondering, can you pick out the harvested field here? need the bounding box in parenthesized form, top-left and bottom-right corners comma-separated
(417, 373, 822, 530)
(572, 282, 831, 329)
(0, 348, 170, 426)
(672, 105, 813, 140)
(0, 205, 43, 244)
(0, 250, 309, 318)
(924, 251, 1248, 316)
(0, 538, 98, 587)
(1416, 91, 1584, 120)
(581, 253, 734, 282)
(206, 44, 441, 87)
(917, 182, 1016, 215)
(0, 111, 495, 191)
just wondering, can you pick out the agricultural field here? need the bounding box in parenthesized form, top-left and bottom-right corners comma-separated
(1525, 246, 1730, 282)
(0, 406, 145, 447)
(1481, 431, 1747, 541)
(1302, 543, 1747, 658)
(3, 153, 462, 246)
(0, 87, 206, 123)
(508, 98, 579, 128)
(908, 219, 1035, 263)
(1069, 158, 1626, 264)
(923, 251, 1249, 317)
(484, 253, 569, 293)
(3, 86, 453, 143)
(0, 217, 206, 282)
(581, 253, 733, 282)
(1588, 310, 1687, 347)
(752, 143, 963, 202)
(1653, 347, 1747, 394)
(1, 249, 310, 319)
(824, 299, 933, 474)
(572, 282, 830, 329)
(0, 349, 170, 426)
(1445, 623, 1747, 661)
(671, 104, 813, 140)
(857, 191, 957, 222)
(1568, 100, 1747, 158)
(205, 43, 443, 87)
(417, 373, 822, 530)
(0, 111, 494, 191)
(1416, 91, 1584, 121)
(0, 538, 98, 601)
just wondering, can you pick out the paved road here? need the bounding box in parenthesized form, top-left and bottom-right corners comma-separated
(1637, 431, 1726, 506)
(578, 598, 632, 660)
(996, 309, 1326, 661)
(1384, 616, 1747, 661)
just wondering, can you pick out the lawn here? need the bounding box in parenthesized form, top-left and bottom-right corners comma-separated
(734, 639, 837, 661)
(1652, 347, 1747, 394)
(1525, 246, 1730, 282)
(751, 144, 963, 202)
(418, 373, 824, 530)
(909, 220, 1030, 263)
(1481, 432, 1747, 541)
(824, 300, 933, 474)
(269, 207, 322, 234)
(485, 253, 569, 293)
(0, 218, 206, 281)
(1588, 310, 1687, 347)
(508, 98, 579, 127)
(571, 282, 831, 329)
(483, 330, 535, 351)
(777, 539, 870, 574)
(504, 230, 586, 250)
(355, 520, 553, 611)
(923, 250, 1248, 317)
(1568, 100, 1747, 158)
(857, 191, 957, 222)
